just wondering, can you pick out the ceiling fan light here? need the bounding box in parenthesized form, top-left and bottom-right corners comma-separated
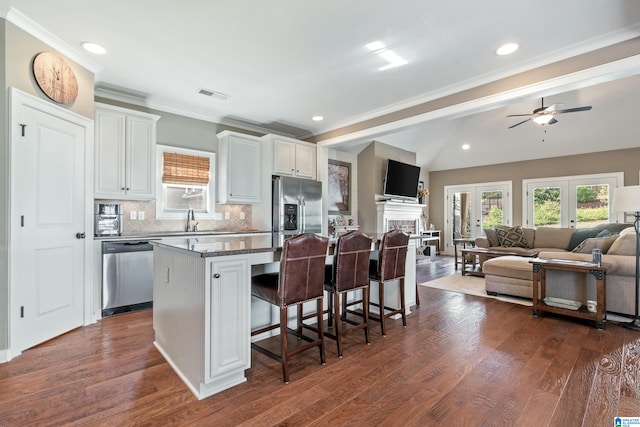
(533, 114, 554, 125)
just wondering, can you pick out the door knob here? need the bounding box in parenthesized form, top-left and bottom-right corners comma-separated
(213, 273, 220, 279)
(76, 232, 86, 239)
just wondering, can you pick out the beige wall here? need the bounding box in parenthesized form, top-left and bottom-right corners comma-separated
(428, 147, 640, 233)
(357, 141, 417, 235)
(5, 22, 94, 119)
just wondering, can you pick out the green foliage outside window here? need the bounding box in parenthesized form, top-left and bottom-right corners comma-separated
(482, 206, 503, 228)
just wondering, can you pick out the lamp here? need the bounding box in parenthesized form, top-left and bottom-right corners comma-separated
(533, 114, 554, 125)
(612, 185, 640, 331)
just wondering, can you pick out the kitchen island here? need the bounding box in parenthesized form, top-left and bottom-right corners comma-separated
(151, 233, 417, 399)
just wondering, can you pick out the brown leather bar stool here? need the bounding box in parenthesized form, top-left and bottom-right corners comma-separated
(323, 231, 373, 357)
(250, 233, 329, 384)
(368, 229, 410, 336)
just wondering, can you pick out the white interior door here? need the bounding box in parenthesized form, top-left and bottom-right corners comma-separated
(11, 90, 88, 353)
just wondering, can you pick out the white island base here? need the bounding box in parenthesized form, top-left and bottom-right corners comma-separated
(152, 235, 417, 400)
(153, 244, 275, 399)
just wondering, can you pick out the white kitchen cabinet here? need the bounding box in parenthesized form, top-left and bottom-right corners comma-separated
(152, 246, 253, 399)
(94, 103, 160, 200)
(216, 131, 262, 204)
(271, 136, 317, 179)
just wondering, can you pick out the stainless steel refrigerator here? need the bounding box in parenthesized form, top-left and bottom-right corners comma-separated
(273, 176, 322, 238)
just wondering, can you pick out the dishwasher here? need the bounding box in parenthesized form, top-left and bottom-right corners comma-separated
(102, 240, 154, 317)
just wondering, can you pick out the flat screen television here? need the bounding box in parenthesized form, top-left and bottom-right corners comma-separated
(383, 159, 421, 200)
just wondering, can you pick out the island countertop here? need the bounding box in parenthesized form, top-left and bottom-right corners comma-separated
(151, 233, 278, 257)
(151, 231, 425, 257)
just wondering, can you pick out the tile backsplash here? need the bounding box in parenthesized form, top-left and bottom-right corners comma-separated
(96, 199, 253, 235)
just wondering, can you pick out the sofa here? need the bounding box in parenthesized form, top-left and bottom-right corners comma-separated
(478, 223, 637, 315)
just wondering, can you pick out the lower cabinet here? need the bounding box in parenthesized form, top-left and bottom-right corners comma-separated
(205, 258, 250, 384)
(152, 247, 251, 399)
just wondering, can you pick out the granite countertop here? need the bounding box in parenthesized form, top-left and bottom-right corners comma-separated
(152, 233, 279, 257)
(94, 230, 271, 241)
(151, 231, 424, 258)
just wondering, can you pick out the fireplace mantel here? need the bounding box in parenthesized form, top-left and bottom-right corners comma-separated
(376, 201, 426, 235)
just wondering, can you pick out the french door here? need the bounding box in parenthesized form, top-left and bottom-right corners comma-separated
(444, 181, 512, 254)
(523, 173, 623, 229)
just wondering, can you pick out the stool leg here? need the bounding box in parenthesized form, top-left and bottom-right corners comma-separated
(317, 298, 326, 365)
(296, 304, 303, 336)
(400, 278, 407, 327)
(281, 307, 289, 384)
(327, 290, 334, 328)
(379, 281, 386, 336)
(334, 292, 343, 358)
(363, 286, 370, 345)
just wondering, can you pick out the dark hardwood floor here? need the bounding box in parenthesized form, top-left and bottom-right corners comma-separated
(1, 256, 639, 426)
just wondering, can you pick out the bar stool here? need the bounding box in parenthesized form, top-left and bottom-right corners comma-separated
(368, 229, 409, 336)
(323, 231, 373, 357)
(250, 233, 329, 384)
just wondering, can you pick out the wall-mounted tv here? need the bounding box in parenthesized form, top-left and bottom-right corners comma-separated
(383, 159, 421, 200)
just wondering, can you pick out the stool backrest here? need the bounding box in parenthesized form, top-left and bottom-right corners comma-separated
(377, 229, 409, 281)
(332, 231, 373, 292)
(279, 233, 329, 306)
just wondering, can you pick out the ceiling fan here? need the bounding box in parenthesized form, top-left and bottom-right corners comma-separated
(507, 97, 592, 129)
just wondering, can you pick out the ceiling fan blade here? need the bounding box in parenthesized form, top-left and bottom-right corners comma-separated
(548, 117, 558, 125)
(543, 103, 564, 112)
(506, 113, 534, 117)
(508, 118, 532, 129)
(554, 106, 592, 114)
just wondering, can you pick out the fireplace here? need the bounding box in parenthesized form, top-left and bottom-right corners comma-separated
(376, 201, 425, 235)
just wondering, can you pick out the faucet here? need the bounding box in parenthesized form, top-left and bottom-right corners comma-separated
(186, 208, 194, 232)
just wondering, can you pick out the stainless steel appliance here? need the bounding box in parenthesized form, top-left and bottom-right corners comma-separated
(102, 240, 153, 316)
(94, 203, 123, 236)
(273, 176, 322, 238)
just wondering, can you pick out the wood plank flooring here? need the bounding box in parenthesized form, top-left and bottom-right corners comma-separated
(1, 256, 639, 426)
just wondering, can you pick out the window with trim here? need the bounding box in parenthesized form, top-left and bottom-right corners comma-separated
(156, 145, 216, 219)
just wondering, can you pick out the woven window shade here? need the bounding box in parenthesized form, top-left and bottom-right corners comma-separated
(162, 152, 210, 185)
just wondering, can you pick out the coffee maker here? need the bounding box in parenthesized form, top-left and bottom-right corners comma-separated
(94, 203, 123, 236)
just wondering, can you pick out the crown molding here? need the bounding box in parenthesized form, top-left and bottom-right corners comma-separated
(3, 6, 101, 73)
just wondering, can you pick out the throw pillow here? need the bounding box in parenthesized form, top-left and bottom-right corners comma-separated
(483, 228, 499, 247)
(571, 234, 619, 254)
(495, 226, 528, 248)
(566, 227, 601, 251)
(607, 227, 637, 255)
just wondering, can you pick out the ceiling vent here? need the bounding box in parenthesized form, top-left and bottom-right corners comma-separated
(197, 88, 229, 100)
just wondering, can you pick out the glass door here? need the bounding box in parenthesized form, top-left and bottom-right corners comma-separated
(445, 182, 512, 254)
(524, 173, 622, 229)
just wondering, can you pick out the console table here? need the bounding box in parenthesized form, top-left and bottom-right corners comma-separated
(530, 258, 608, 329)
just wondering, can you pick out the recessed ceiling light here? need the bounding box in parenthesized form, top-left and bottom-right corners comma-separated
(312, 116, 324, 121)
(462, 144, 470, 150)
(81, 42, 106, 55)
(495, 43, 519, 56)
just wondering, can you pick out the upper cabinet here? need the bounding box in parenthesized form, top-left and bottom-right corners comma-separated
(270, 136, 317, 180)
(94, 103, 160, 200)
(216, 131, 262, 204)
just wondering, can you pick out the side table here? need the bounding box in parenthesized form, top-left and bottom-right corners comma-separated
(530, 258, 608, 329)
(453, 237, 476, 269)
(461, 247, 538, 277)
